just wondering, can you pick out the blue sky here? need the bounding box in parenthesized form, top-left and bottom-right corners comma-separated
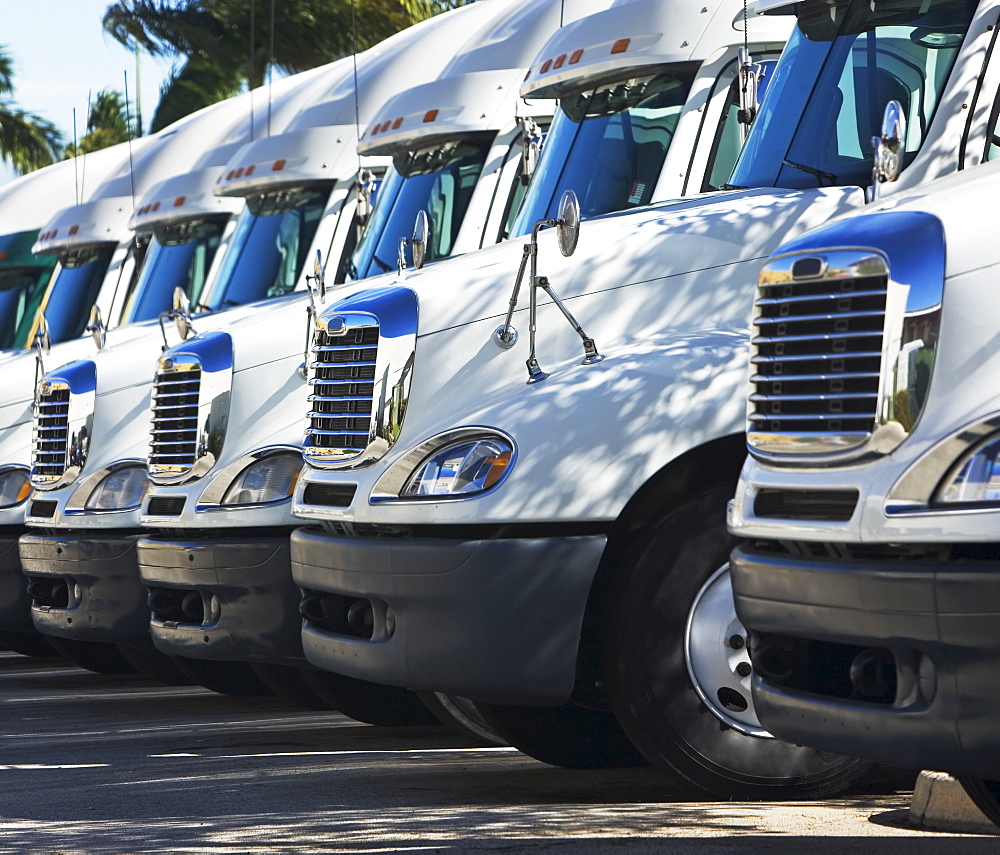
(1, 1, 176, 183)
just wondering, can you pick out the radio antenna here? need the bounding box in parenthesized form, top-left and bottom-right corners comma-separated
(123, 71, 137, 212)
(79, 89, 92, 200)
(267, 0, 275, 136)
(72, 108, 79, 205)
(249, 0, 256, 139)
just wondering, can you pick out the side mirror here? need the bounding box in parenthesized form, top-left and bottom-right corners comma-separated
(172, 286, 195, 341)
(34, 313, 50, 354)
(86, 304, 106, 350)
(307, 248, 326, 302)
(871, 100, 906, 201)
(411, 210, 429, 270)
(520, 117, 542, 187)
(556, 190, 580, 258)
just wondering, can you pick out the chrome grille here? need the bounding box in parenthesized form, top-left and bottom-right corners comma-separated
(148, 364, 202, 477)
(30, 360, 96, 490)
(31, 382, 70, 484)
(305, 324, 379, 458)
(748, 251, 888, 456)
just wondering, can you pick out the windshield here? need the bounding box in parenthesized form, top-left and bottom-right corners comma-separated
(202, 185, 328, 311)
(42, 246, 115, 345)
(349, 134, 493, 280)
(510, 69, 696, 236)
(121, 218, 227, 324)
(730, 0, 975, 190)
(0, 229, 56, 351)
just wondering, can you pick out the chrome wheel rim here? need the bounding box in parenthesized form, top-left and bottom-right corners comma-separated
(684, 564, 770, 738)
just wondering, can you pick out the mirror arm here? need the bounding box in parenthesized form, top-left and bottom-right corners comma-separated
(536, 276, 603, 365)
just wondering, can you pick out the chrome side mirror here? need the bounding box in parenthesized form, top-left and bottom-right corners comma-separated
(306, 248, 326, 302)
(356, 168, 375, 224)
(520, 117, 542, 186)
(172, 286, 195, 341)
(86, 304, 106, 350)
(411, 210, 429, 270)
(737, 46, 763, 142)
(33, 313, 50, 383)
(556, 190, 580, 258)
(870, 100, 906, 202)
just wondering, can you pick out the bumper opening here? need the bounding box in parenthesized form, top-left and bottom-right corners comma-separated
(300, 589, 379, 640)
(147, 586, 216, 626)
(27, 577, 71, 610)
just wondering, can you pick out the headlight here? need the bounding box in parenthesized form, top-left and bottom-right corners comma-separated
(0, 469, 31, 508)
(84, 466, 149, 511)
(936, 435, 1000, 504)
(221, 453, 301, 506)
(402, 438, 513, 498)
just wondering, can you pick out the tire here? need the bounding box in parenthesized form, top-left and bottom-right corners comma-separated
(959, 778, 1000, 828)
(475, 701, 647, 769)
(0, 630, 60, 658)
(416, 692, 507, 747)
(300, 669, 438, 727)
(602, 484, 874, 799)
(249, 664, 333, 710)
(171, 657, 275, 697)
(115, 643, 195, 686)
(45, 637, 138, 675)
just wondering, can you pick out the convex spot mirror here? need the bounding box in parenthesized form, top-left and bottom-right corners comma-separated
(556, 189, 580, 258)
(86, 304, 106, 350)
(875, 100, 906, 185)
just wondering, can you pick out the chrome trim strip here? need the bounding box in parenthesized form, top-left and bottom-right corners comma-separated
(30, 360, 97, 490)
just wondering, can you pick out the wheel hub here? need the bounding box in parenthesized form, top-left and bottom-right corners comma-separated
(684, 564, 771, 738)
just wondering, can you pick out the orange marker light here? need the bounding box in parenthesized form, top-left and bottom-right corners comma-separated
(246, 164, 255, 175)
(68, 225, 79, 235)
(392, 117, 403, 129)
(540, 59, 552, 74)
(483, 451, 512, 490)
(569, 49, 584, 64)
(423, 109, 439, 123)
(273, 159, 286, 171)
(174, 196, 186, 207)
(611, 38, 630, 54)
(553, 53, 567, 69)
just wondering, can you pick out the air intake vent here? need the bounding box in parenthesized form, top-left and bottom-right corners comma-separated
(302, 482, 357, 508)
(29, 499, 56, 518)
(147, 332, 232, 485)
(748, 251, 888, 457)
(303, 288, 418, 469)
(30, 360, 97, 490)
(147, 495, 186, 516)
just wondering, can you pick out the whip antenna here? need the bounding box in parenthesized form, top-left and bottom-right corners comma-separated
(123, 72, 136, 212)
(268, 0, 275, 136)
(249, 0, 256, 139)
(72, 108, 79, 205)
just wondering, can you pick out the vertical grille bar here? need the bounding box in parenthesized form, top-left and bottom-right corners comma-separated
(148, 365, 202, 478)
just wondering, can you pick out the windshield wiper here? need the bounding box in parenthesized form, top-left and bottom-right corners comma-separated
(782, 158, 838, 187)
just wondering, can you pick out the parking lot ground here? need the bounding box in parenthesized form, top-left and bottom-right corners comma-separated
(0, 650, 996, 854)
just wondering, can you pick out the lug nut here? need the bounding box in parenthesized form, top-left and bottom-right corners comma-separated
(736, 662, 752, 678)
(728, 635, 745, 649)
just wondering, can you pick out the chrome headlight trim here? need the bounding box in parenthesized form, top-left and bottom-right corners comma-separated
(370, 427, 517, 504)
(196, 445, 302, 511)
(303, 286, 417, 470)
(147, 331, 233, 485)
(748, 212, 945, 466)
(65, 459, 149, 514)
(30, 360, 97, 490)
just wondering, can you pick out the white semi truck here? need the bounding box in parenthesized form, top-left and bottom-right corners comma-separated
(130, 0, 789, 724)
(726, 97, 1000, 818)
(286, 0, 988, 797)
(15, 0, 528, 698)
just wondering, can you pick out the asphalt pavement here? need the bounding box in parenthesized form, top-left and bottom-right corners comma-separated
(0, 650, 996, 854)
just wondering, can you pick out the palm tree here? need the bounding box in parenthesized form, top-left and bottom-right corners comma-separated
(64, 89, 137, 157)
(0, 47, 63, 174)
(103, 0, 472, 132)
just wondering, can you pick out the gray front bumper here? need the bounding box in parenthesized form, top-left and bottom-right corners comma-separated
(138, 534, 304, 665)
(19, 532, 147, 642)
(290, 526, 607, 706)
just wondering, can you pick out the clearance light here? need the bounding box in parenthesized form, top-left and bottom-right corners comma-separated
(540, 59, 552, 74)
(392, 117, 403, 129)
(553, 54, 567, 69)
(380, 121, 391, 132)
(235, 167, 244, 177)
(174, 196, 186, 207)
(423, 110, 439, 123)
(68, 225, 79, 235)
(152, 202, 160, 211)
(611, 38, 630, 54)
(272, 159, 286, 171)
(570, 49, 584, 64)
(246, 164, 255, 176)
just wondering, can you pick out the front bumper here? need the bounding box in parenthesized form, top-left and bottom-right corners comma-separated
(0, 529, 32, 632)
(730, 543, 1000, 779)
(138, 533, 304, 665)
(290, 526, 606, 705)
(19, 532, 147, 642)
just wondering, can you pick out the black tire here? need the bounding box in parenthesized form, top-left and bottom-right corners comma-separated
(0, 630, 60, 658)
(475, 701, 647, 769)
(171, 657, 275, 697)
(416, 692, 508, 747)
(115, 643, 195, 686)
(602, 484, 873, 799)
(45, 637, 138, 675)
(249, 664, 333, 710)
(300, 669, 438, 727)
(959, 778, 1000, 828)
